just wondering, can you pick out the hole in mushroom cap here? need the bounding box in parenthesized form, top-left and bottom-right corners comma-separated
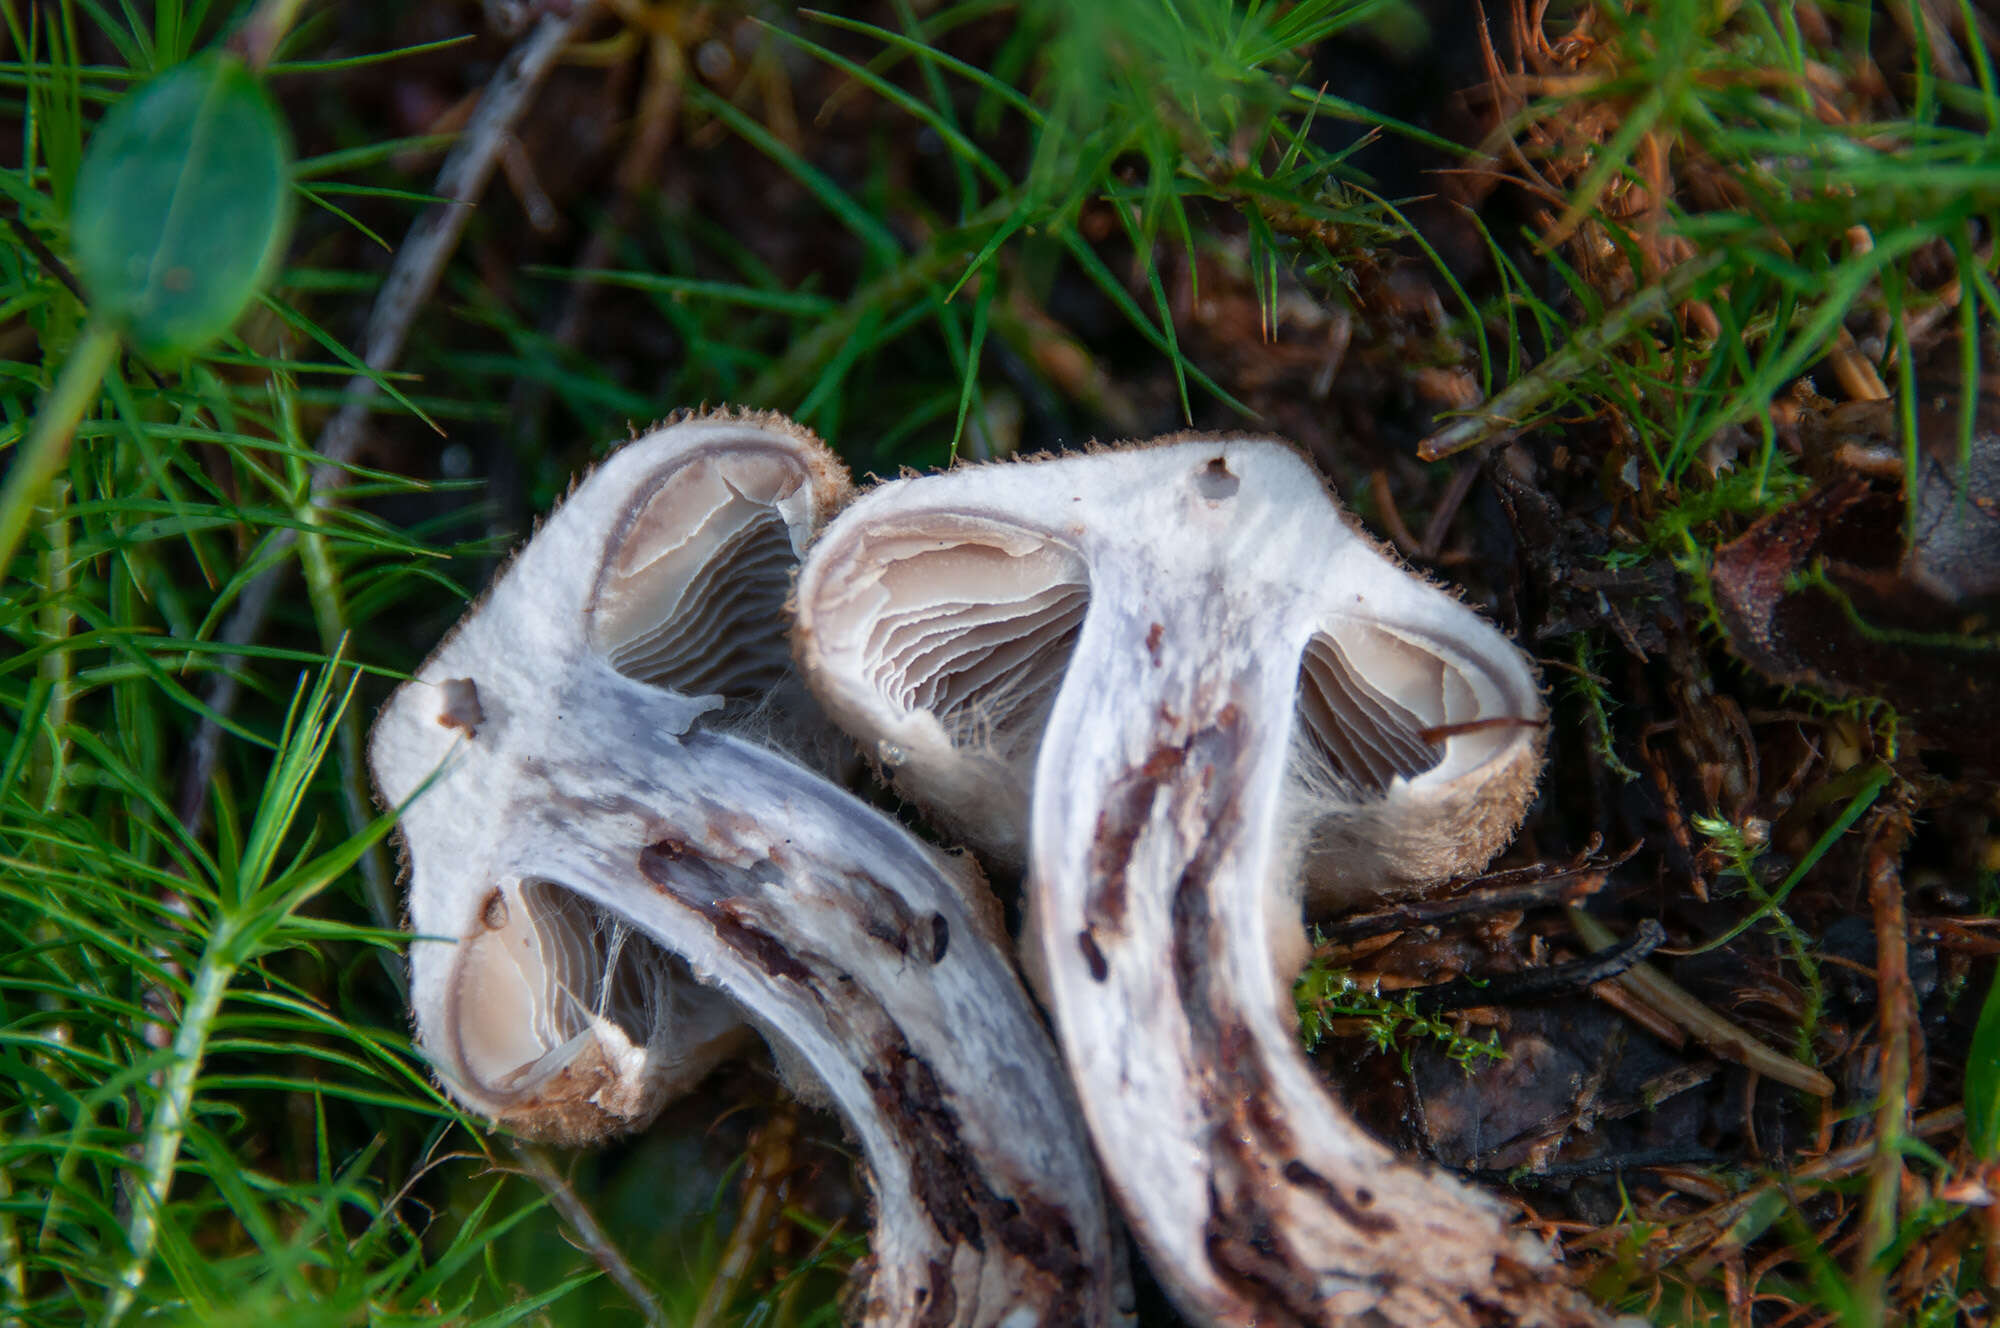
(589, 448, 810, 700)
(449, 878, 691, 1120)
(1194, 455, 1239, 501)
(848, 524, 1090, 781)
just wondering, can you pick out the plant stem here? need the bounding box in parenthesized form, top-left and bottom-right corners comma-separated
(745, 208, 1008, 410)
(283, 385, 398, 944)
(32, 475, 74, 811)
(0, 320, 118, 578)
(509, 1140, 667, 1327)
(102, 917, 240, 1328)
(1417, 252, 1724, 461)
(1856, 807, 1916, 1324)
(0, 1121, 23, 1327)
(177, 1, 599, 839)
(1567, 906, 1834, 1097)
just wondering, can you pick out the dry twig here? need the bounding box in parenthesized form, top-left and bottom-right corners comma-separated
(178, 3, 601, 921)
(1857, 804, 1919, 1298)
(508, 1139, 669, 1327)
(1567, 906, 1835, 1097)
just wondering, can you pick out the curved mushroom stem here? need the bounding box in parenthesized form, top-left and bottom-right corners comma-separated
(1035, 598, 1581, 1325)
(497, 672, 1125, 1326)
(794, 438, 1609, 1327)
(371, 413, 1125, 1326)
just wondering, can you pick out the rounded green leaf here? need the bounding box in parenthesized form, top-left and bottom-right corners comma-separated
(71, 53, 292, 357)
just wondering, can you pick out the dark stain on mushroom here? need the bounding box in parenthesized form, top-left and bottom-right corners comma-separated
(529, 757, 666, 825)
(863, 914, 911, 956)
(1282, 1160, 1397, 1236)
(1088, 745, 1183, 931)
(913, 1259, 954, 1328)
(845, 870, 921, 958)
(637, 842, 814, 982)
(642, 834, 694, 867)
(1159, 704, 1386, 1314)
(708, 899, 815, 982)
(1204, 1217, 1330, 1323)
(437, 677, 484, 737)
(859, 1041, 1098, 1322)
(1145, 621, 1165, 666)
(479, 888, 509, 931)
(699, 801, 768, 855)
(929, 911, 950, 964)
(1077, 928, 1109, 982)
(1165, 718, 1242, 1020)
(1195, 455, 1240, 501)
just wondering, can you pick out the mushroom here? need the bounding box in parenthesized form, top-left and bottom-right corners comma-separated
(370, 412, 1126, 1325)
(793, 437, 1609, 1327)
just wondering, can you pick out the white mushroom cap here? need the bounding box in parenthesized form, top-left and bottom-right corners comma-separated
(372, 412, 843, 1138)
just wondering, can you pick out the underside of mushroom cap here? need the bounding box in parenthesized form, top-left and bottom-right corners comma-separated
(792, 436, 1546, 902)
(589, 433, 846, 700)
(1289, 614, 1547, 909)
(793, 511, 1089, 858)
(440, 877, 747, 1141)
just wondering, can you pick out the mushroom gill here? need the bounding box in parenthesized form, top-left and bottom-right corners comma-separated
(797, 514, 1089, 858)
(590, 439, 838, 700)
(793, 437, 1601, 1328)
(1291, 617, 1546, 907)
(443, 878, 741, 1138)
(370, 412, 1124, 1325)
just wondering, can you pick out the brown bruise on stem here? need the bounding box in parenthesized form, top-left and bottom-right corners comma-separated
(1083, 686, 1602, 1327)
(633, 828, 1104, 1327)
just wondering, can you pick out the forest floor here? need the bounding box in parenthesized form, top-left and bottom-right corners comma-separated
(4, 1, 1998, 1325)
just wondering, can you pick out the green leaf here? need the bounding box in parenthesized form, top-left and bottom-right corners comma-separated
(1968, 964, 2000, 1160)
(71, 52, 292, 357)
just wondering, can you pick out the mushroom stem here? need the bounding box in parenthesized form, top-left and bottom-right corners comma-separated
(502, 673, 1123, 1325)
(1035, 579, 1586, 1325)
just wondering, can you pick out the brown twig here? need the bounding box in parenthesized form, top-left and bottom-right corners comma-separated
(1568, 906, 1836, 1097)
(1589, 972, 1688, 1047)
(501, 12, 689, 544)
(691, 1108, 798, 1328)
(1418, 459, 1480, 559)
(1856, 804, 1918, 1301)
(1314, 840, 1629, 944)
(508, 1139, 668, 1326)
(177, 3, 601, 928)
(1368, 469, 1424, 557)
(1632, 1107, 1965, 1267)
